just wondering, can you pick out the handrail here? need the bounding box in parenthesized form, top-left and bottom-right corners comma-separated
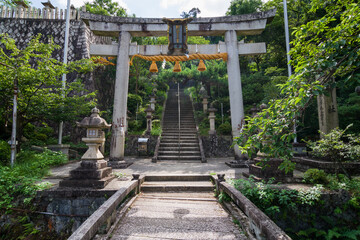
(212, 176, 292, 240)
(177, 83, 181, 160)
(68, 180, 139, 240)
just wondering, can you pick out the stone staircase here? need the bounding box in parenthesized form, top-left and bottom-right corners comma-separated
(157, 88, 203, 162)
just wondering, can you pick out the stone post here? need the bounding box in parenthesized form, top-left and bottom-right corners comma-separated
(208, 106, 217, 135)
(145, 105, 154, 134)
(317, 87, 339, 137)
(150, 95, 156, 111)
(109, 31, 131, 168)
(225, 30, 245, 160)
(202, 97, 208, 113)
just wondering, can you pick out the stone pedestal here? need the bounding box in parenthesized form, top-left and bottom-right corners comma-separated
(145, 105, 154, 134)
(150, 95, 156, 111)
(202, 98, 208, 113)
(245, 157, 293, 181)
(59, 160, 114, 189)
(208, 106, 217, 135)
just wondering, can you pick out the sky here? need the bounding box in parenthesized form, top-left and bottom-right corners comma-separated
(31, 0, 232, 18)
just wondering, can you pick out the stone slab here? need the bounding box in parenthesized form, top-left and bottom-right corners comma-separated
(59, 176, 115, 189)
(225, 161, 249, 168)
(110, 193, 246, 239)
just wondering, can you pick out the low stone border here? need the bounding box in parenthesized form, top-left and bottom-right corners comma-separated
(292, 157, 360, 174)
(68, 179, 139, 240)
(212, 175, 291, 240)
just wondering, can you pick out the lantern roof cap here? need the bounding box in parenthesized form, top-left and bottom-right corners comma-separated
(145, 105, 154, 113)
(77, 107, 111, 129)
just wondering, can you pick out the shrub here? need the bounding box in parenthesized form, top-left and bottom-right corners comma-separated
(0, 140, 11, 166)
(305, 125, 360, 162)
(127, 94, 143, 114)
(303, 169, 329, 185)
(0, 149, 67, 209)
(128, 120, 142, 131)
(218, 122, 232, 135)
(151, 119, 162, 136)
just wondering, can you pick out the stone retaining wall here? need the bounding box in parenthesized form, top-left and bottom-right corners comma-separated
(292, 157, 360, 175)
(201, 135, 234, 157)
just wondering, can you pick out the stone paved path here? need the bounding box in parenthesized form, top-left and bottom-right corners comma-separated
(110, 192, 247, 240)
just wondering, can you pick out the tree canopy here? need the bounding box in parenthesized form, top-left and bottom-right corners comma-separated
(0, 34, 97, 143)
(84, 0, 127, 17)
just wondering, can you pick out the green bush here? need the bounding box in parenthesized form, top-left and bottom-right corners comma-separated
(218, 122, 232, 135)
(305, 125, 360, 162)
(0, 149, 67, 209)
(151, 120, 162, 136)
(303, 169, 329, 185)
(0, 140, 11, 165)
(128, 94, 143, 114)
(129, 120, 143, 131)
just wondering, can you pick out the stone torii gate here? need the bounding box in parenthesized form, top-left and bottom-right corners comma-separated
(82, 9, 276, 167)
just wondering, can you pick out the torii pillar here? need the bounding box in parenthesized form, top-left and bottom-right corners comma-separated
(108, 31, 132, 168)
(225, 30, 245, 159)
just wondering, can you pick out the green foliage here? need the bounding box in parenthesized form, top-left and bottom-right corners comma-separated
(218, 122, 232, 135)
(218, 192, 231, 203)
(227, 0, 262, 15)
(127, 94, 143, 114)
(128, 120, 143, 132)
(303, 169, 329, 185)
(150, 119, 162, 136)
(84, 0, 127, 17)
(306, 125, 360, 162)
(231, 177, 323, 217)
(0, 149, 67, 209)
(236, 0, 360, 173)
(0, 34, 96, 149)
(0, 140, 11, 165)
(338, 93, 360, 134)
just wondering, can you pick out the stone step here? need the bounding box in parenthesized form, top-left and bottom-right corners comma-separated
(158, 151, 201, 156)
(159, 143, 199, 147)
(144, 175, 211, 181)
(162, 130, 197, 134)
(161, 135, 197, 139)
(141, 181, 214, 192)
(161, 133, 197, 137)
(159, 146, 200, 151)
(160, 139, 198, 144)
(157, 155, 201, 160)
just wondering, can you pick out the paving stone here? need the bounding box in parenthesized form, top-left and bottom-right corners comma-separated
(111, 193, 247, 239)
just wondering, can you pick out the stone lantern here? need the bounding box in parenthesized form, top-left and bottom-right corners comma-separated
(59, 107, 114, 189)
(145, 105, 154, 134)
(208, 104, 217, 135)
(150, 95, 156, 111)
